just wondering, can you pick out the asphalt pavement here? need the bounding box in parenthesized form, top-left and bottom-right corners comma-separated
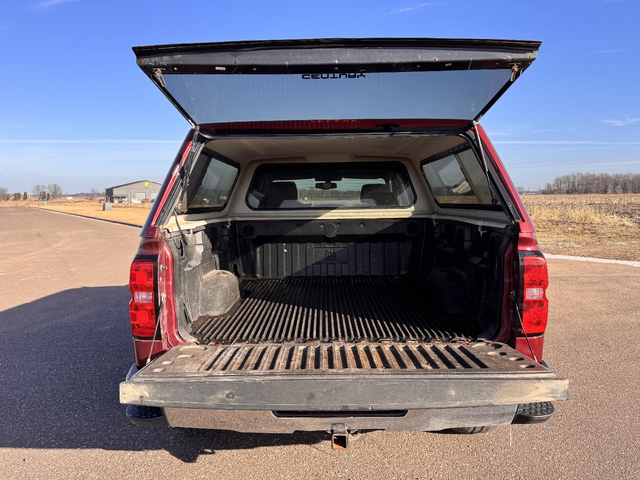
(0, 207, 638, 479)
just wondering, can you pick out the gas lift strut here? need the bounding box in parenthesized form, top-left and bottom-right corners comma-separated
(171, 127, 204, 240)
(469, 122, 517, 225)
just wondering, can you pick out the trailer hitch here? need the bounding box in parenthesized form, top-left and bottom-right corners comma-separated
(330, 424, 361, 450)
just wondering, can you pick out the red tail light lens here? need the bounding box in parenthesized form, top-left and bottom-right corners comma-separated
(129, 259, 156, 338)
(521, 254, 549, 335)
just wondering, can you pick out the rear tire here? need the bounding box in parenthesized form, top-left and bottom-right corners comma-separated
(449, 426, 496, 434)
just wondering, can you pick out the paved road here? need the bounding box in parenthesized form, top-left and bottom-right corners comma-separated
(0, 207, 638, 479)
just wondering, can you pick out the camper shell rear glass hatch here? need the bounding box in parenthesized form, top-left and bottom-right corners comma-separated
(133, 38, 540, 135)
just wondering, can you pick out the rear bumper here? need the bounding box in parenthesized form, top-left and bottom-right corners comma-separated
(121, 370, 567, 432)
(123, 399, 557, 432)
(162, 405, 518, 433)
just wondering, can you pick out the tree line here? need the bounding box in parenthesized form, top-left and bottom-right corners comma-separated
(0, 183, 64, 201)
(31, 184, 63, 200)
(0, 184, 104, 201)
(539, 172, 640, 194)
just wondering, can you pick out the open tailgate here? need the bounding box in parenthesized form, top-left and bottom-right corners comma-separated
(133, 38, 541, 135)
(120, 341, 567, 411)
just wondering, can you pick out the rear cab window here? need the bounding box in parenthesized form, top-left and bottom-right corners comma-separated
(421, 145, 499, 209)
(247, 162, 415, 210)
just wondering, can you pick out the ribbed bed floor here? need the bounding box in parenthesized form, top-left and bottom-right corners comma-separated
(191, 277, 480, 345)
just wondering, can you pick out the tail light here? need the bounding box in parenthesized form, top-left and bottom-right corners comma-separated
(520, 253, 549, 335)
(129, 259, 157, 338)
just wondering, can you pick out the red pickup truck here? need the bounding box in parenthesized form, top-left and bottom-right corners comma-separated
(120, 38, 568, 449)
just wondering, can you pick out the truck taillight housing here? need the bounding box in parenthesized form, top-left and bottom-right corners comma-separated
(520, 253, 549, 335)
(129, 259, 157, 338)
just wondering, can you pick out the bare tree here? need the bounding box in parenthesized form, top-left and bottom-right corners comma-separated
(32, 184, 47, 199)
(89, 188, 100, 199)
(0, 186, 9, 201)
(47, 183, 63, 199)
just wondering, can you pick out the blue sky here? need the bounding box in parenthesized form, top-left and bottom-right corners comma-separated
(0, 0, 639, 193)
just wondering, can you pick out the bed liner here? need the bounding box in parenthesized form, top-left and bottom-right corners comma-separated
(190, 276, 480, 345)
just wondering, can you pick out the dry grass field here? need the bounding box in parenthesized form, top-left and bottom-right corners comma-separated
(26, 198, 151, 226)
(4, 194, 639, 261)
(522, 194, 640, 261)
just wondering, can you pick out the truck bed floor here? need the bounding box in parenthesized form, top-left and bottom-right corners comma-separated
(191, 277, 480, 344)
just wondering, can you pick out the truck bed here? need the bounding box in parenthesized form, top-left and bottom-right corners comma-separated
(190, 277, 480, 345)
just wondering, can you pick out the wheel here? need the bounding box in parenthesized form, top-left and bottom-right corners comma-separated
(448, 426, 496, 434)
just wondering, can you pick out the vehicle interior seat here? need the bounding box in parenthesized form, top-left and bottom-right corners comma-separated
(360, 183, 397, 206)
(262, 181, 301, 208)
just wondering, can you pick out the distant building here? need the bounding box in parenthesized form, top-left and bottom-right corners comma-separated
(105, 180, 161, 203)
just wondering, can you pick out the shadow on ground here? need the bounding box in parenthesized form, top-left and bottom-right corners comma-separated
(0, 286, 324, 462)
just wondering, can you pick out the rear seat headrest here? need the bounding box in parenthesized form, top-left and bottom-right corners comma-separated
(361, 184, 387, 198)
(360, 183, 397, 206)
(263, 181, 298, 208)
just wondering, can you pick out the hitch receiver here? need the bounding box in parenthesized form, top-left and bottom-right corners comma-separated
(330, 423, 359, 450)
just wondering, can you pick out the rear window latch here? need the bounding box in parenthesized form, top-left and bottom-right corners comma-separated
(153, 68, 166, 88)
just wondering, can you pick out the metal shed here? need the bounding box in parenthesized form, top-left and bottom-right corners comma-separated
(105, 180, 162, 203)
